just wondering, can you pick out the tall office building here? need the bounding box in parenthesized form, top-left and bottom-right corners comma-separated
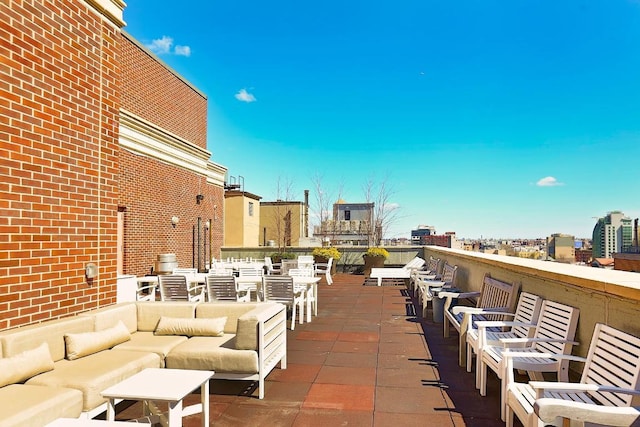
(592, 211, 633, 258)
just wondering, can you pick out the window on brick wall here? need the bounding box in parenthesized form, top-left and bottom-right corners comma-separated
(248, 202, 254, 216)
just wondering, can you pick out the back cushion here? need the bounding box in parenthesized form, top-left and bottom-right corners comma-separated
(196, 302, 258, 334)
(136, 301, 197, 331)
(0, 317, 93, 362)
(82, 303, 138, 333)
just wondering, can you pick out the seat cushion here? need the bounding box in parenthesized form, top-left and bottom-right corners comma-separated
(26, 349, 161, 411)
(112, 331, 187, 367)
(0, 384, 83, 427)
(165, 336, 259, 374)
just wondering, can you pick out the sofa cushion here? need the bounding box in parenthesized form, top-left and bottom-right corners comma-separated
(165, 336, 259, 374)
(155, 316, 226, 337)
(195, 302, 259, 334)
(64, 321, 131, 360)
(0, 316, 93, 362)
(26, 349, 161, 411)
(111, 331, 187, 367)
(136, 301, 198, 332)
(0, 384, 83, 427)
(0, 343, 54, 387)
(82, 302, 138, 334)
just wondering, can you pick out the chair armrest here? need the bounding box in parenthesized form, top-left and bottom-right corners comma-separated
(476, 320, 536, 330)
(452, 306, 510, 315)
(439, 291, 480, 300)
(500, 337, 579, 346)
(530, 382, 640, 396)
(534, 397, 640, 425)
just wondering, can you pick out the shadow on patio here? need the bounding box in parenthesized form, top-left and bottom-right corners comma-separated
(115, 273, 506, 426)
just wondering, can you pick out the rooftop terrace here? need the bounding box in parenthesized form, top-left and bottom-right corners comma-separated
(111, 273, 505, 426)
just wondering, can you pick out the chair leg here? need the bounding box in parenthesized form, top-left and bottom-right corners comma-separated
(466, 342, 473, 373)
(291, 304, 296, 330)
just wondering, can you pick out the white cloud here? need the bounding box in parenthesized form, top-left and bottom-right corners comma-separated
(235, 88, 256, 103)
(536, 176, 564, 187)
(147, 36, 173, 55)
(147, 36, 191, 57)
(174, 45, 191, 57)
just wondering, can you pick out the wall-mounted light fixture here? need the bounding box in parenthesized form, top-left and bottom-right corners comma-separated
(205, 219, 211, 230)
(171, 216, 180, 227)
(196, 194, 204, 204)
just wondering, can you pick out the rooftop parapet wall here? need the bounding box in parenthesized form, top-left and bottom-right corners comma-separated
(423, 246, 640, 363)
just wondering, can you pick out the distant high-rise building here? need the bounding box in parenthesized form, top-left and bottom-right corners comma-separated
(547, 233, 575, 262)
(411, 225, 436, 245)
(592, 211, 633, 258)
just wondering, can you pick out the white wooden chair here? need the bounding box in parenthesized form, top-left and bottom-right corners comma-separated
(478, 299, 580, 420)
(440, 272, 520, 369)
(262, 275, 305, 330)
(205, 274, 249, 302)
(158, 274, 205, 302)
(315, 257, 333, 285)
(288, 268, 316, 321)
(264, 256, 281, 275)
(467, 292, 544, 387)
(237, 267, 263, 301)
(416, 262, 458, 318)
(172, 267, 198, 275)
(506, 323, 640, 427)
(297, 255, 315, 272)
(409, 256, 440, 297)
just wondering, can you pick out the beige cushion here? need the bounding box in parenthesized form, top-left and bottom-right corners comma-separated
(155, 316, 226, 337)
(64, 321, 130, 360)
(165, 336, 259, 374)
(0, 384, 83, 427)
(27, 350, 161, 411)
(195, 302, 258, 334)
(0, 343, 54, 387)
(112, 331, 187, 367)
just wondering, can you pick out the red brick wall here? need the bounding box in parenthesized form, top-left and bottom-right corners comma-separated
(118, 36, 222, 275)
(118, 150, 224, 275)
(120, 36, 207, 149)
(0, 0, 121, 329)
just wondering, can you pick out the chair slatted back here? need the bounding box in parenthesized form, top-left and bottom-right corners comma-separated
(441, 263, 458, 286)
(532, 300, 580, 357)
(509, 292, 544, 338)
(206, 275, 237, 301)
(238, 267, 263, 277)
(288, 268, 314, 277)
(477, 273, 518, 311)
(158, 274, 189, 301)
(583, 323, 640, 407)
(262, 276, 294, 304)
(426, 257, 440, 273)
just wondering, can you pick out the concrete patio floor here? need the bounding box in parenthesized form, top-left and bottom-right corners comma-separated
(115, 273, 506, 426)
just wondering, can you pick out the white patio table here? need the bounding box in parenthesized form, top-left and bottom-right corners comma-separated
(101, 368, 213, 427)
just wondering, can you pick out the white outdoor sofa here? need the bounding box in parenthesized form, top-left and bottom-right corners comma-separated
(0, 301, 287, 426)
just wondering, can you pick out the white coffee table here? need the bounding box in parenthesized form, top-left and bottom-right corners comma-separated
(101, 368, 214, 427)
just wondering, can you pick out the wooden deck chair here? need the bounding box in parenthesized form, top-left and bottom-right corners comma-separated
(416, 262, 457, 318)
(439, 273, 520, 368)
(315, 257, 333, 285)
(205, 275, 249, 302)
(467, 292, 544, 386)
(479, 299, 579, 421)
(506, 323, 640, 427)
(158, 274, 204, 302)
(409, 256, 441, 297)
(262, 275, 305, 330)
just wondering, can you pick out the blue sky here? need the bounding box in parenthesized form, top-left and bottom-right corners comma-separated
(123, 1, 640, 240)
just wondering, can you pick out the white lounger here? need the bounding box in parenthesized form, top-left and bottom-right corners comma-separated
(370, 257, 425, 286)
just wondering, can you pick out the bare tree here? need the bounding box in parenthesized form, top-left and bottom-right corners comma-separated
(363, 174, 399, 246)
(271, 176, 295, 253)
(311, 174, 343, 245)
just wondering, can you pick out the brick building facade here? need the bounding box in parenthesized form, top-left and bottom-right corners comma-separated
(0, 0, 225, 329)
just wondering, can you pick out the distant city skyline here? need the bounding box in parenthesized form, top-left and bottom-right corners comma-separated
(123, 1, 640, 239)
